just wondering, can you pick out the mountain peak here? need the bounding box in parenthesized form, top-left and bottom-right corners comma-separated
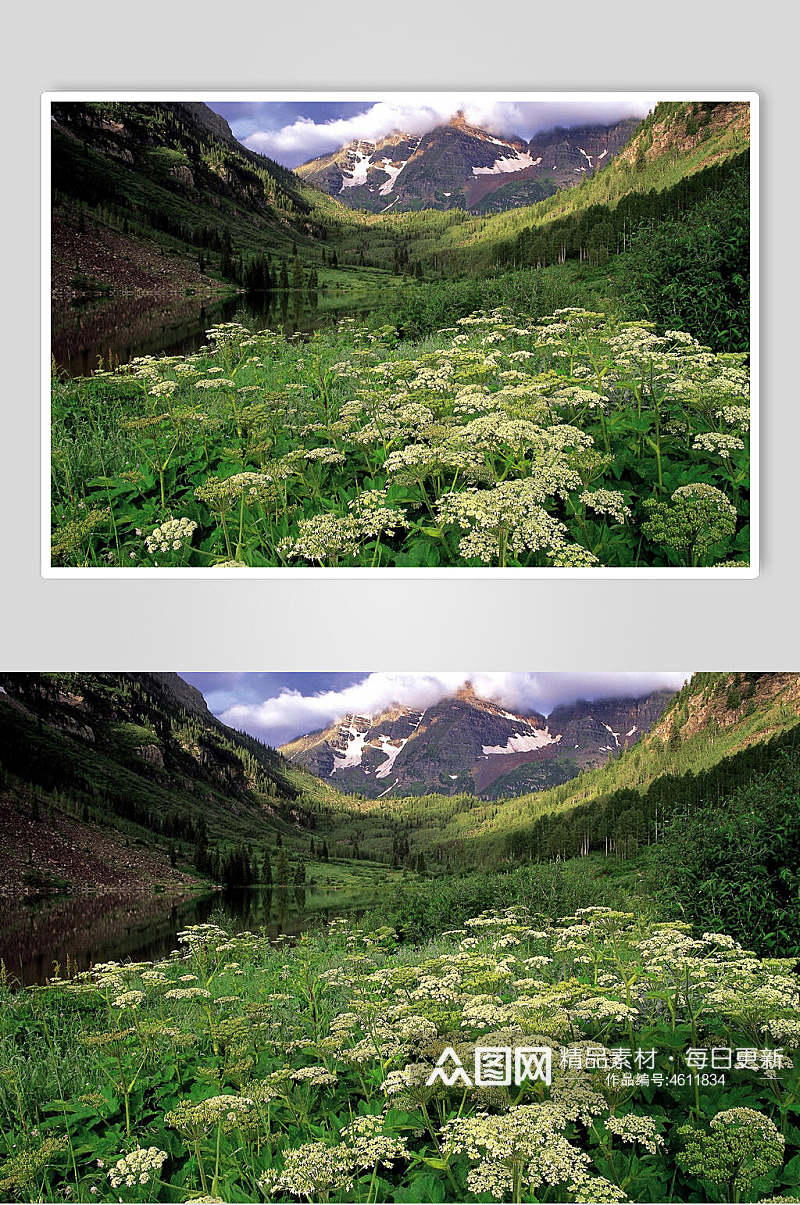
(295, 113, 640, 215)
(178, 102, 238, 146)
(282, 687, 675, 801)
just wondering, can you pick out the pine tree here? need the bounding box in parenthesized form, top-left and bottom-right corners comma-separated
(193, 816, 210, 874)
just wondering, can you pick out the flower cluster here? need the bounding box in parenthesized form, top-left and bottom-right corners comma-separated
(258, 1141, 353, 1199)
(580, 489, 632, 524)
(692, 431, 746, 460)
(145, 517, 197, 555)
(605, 1113, 664, 1154)
(643, 483, 737, 564)
(52, 307, 749, 568)
(195, 472, 281, 512)
(437, 481, 597, 567)
(165, 1094, 255, 1139)
(107, 1147, 167, 1189)
(677, 1108, 785, 1193)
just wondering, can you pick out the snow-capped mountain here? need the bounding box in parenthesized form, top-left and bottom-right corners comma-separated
(294, 113, 639, 214)
(280, 685, 675, 799)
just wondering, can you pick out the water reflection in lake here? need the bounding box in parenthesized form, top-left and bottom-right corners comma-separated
(51, 289, 362, 378)
(1, 885, 368, 986)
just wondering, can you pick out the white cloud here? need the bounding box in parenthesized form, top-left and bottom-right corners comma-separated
(244, 96, 658, 167)
(246, 102, 457, 161)
(219, 671, 689, 747)
(468, 672, 690, 715)
(221, 673, 468, 743)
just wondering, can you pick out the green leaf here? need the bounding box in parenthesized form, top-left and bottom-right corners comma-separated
(395, 1173, 447, 1201)
(780, 1153, 800, 1186)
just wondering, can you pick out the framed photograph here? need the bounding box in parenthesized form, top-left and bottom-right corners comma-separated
(2, 669, 799, 1204)
(43, 92, 757, 576)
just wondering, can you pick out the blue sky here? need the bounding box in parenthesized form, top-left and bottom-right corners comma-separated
(208, 96, 658, 168)
(182, 672, 689, 747)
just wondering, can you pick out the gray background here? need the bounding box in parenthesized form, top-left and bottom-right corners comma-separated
(1, 0, 793, 672)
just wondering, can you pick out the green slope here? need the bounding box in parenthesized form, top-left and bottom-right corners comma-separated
(432, 101, 750, 267)
(351, 673, 799, 867)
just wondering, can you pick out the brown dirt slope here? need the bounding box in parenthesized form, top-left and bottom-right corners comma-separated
(0, 793, 197, 901)
(52, 209, 227, 299)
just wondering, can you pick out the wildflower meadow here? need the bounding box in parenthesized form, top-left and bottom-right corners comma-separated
(2, 907, 798, 1203)
(50, 308, 750, 570)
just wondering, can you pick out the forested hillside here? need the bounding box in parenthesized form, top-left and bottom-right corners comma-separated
(0, 673, 322, 895)
(50, 101, 364, 301)
(355, 673, 800, 868)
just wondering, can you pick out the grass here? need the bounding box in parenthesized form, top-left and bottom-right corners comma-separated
(361, 854, 660, 941)
(50, 306, 750, 570)
(2, 900, 799, 1203)
(370, 262, 628, 341)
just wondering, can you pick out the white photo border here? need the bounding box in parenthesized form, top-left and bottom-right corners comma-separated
(41, 90, 759, 579)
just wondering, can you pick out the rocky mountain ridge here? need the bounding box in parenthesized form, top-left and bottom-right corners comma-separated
(280, 684, 675, 799)
(650, 672, 800, 748)
(294, 112, 640, 214)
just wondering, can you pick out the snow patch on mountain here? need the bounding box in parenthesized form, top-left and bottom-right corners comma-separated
(331, 721, 370, 771)
(603, 723, 621, 748)
(482, 728, 559, 756)
(374, 707, 427, 776)
(340, 145, 374, 191)
(473, 150, 536, 176)
(375, 735, 405, 778)
(377, 138, 420, 196)
(378, 159, 407, 196)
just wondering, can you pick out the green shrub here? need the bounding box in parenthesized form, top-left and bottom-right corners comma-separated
(624, 177, 749, 351)
(657, 750, 800, 952)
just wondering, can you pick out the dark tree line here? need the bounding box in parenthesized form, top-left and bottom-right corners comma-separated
(491, 154, 747, 271)
(500, 722, 800, 865)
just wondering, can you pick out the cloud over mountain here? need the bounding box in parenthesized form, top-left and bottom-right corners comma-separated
(215, 672, 689, 746)
(234, 97, 657, 167)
